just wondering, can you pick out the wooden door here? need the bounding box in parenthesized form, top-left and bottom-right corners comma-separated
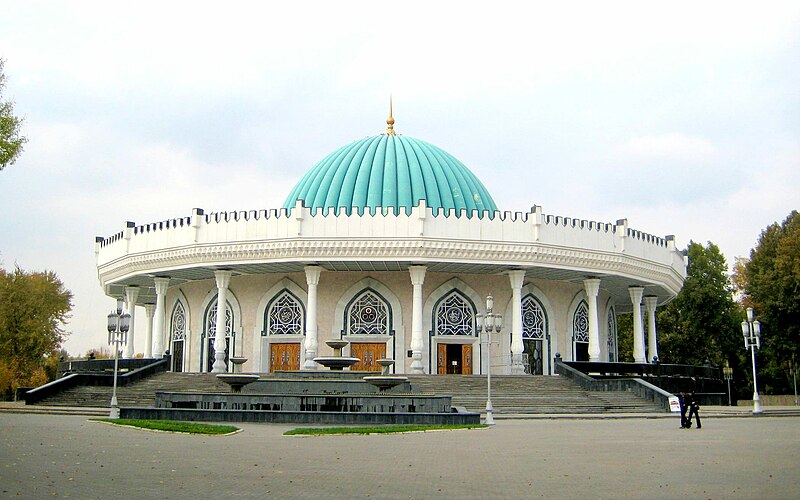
(350, 343, 386, 372)
(270, 343, 300, 372)
(462, 344, 473, 375)
(437, 344, 447, 374)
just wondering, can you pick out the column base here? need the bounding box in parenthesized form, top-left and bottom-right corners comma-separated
(410, 352, 424, 374)
(510, 353, 526, 375)
(211, 352, 227, 373)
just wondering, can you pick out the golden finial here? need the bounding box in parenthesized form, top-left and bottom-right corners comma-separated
(386, 94, 396, 135)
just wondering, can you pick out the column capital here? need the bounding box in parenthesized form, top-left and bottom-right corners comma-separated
(305, 265, 322, 285)
(583, 278, 601, 297)
(643, 295, 658, 312)
(214, 269, 232, 290)
(409, 265, 427, 285)
(153, 276, 170, 294)
(144, 303, 155, 316)
(125, 285, 140, 304)
(628, 286, 644, 303)
(508, 269, 526, 289)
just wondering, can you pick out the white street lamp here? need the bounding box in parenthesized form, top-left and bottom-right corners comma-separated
(741, 307, 762, 414)
(476, 295, 503, 426)
(107, 298, 131, 419)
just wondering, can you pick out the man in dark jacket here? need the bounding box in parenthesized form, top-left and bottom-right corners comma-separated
(678, 391, 689, 428)
(685, 391, 702, 429)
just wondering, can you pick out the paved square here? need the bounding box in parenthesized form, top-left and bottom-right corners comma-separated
(1, 414, 797, 499)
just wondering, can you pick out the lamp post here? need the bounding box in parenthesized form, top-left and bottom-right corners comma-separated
(789, 354, 798, 406)
(107, 298, 131, 419)
(741, 307, 762, 414)
(476, 295, 502, 426)
(723, 360, 733, 407)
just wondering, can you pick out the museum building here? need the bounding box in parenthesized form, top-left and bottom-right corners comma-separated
(95, 110, 686, 376)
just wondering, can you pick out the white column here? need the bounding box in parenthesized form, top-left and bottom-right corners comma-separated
(123, 286, 139, 359)
(584, 278, 601, 362)
(152, 277, 170, 357)
(629, 286, 645, 363)
(409, 266, 427, 374)
(144, 304, 155, 358)
(644, 295, 659, 363)
(211, 270, 232, 373)
(508, 270, 526, 374)
(302, 266, 322, 369)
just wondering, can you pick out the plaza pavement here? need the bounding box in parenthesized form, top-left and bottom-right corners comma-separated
(1, 412, 798, 499)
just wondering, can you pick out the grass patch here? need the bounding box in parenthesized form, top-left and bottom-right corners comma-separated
(284, 424, 487, 436)
(92, 418, 240, 435)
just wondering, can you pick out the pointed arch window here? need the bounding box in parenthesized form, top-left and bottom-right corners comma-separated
(573, 300, 589, 361)
(573, 301, 589, 343)
(170, 301, 186, 372)
(266, 291, 304, 335)
(522, 296, 546, 339)
(435, 291, 474, 336)
(607, 307, 618, 362)
(346, 290, 389, 335)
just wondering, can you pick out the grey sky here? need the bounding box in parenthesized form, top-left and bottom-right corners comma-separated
(1, 1, 798, 356)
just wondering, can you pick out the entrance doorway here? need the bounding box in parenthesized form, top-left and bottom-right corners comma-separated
(574, 341, 589, 362)
(437, 344, 473, 375)
(350, 342, 386, 372)
(171, 339, 184, 372)
(523, 339, 543, 375)
(270, 343, 300, 372)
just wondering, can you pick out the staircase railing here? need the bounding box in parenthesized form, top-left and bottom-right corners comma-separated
(555, 359, 673, 412)
(23, 356, 171, 405)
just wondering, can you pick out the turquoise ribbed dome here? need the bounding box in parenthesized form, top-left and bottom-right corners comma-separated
(283, 134, 498, 217)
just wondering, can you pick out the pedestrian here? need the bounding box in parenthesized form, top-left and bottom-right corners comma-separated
(686, 390, 702, 429)
(678, 391, 689, 428)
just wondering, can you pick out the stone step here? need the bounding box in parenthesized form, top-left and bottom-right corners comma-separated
(31, 372, 663, 414)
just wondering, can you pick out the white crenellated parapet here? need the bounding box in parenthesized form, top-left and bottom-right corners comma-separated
(96, 203, 687, 293)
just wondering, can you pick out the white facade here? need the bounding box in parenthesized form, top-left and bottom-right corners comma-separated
(95, 201, 686, 375)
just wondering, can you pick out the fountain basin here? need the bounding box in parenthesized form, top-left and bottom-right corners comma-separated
(363, 375, 409, 392)
(313, 356, 361, 371)
(216, 373, 260, 393)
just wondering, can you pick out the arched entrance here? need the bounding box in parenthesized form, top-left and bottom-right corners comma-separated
(522, 294, 547, 375)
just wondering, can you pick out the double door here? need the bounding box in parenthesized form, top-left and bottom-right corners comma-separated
(270, 343, 301, 372)
(437, 344, 473, 375)
(350, 342, 386, 372)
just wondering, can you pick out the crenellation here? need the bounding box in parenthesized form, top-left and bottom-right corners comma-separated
(96, 200, 681, 262)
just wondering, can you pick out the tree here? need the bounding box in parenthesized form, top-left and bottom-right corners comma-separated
(0, 266, 73, 399)
(736, 211, 800, 394)
(0, 59, 27, 170)
(656, 241, 742, 367)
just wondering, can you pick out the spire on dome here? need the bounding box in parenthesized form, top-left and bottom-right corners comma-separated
(385, 95, 396, 135)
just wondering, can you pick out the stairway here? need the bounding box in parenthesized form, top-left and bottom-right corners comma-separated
(31, 372, 229, 408)
(31, 372, 662, 414)
(407, 375, 663, 414)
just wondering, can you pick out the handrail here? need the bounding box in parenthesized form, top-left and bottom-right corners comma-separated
(563, 360, 721, 379)
(57, 357, 163, 377)
(24, 357, 171, 405)
(555, 360, 673, 411)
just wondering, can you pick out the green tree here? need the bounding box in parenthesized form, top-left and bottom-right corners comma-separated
(656, 241, 741, 368)
(737, 211, 800, 394)
(0, 267, 73, 399)
(0, 59, 27, 170)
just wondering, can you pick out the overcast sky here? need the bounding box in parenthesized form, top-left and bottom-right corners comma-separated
(1, 1, 798, 356)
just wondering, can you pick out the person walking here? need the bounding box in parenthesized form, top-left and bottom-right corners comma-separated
(678, 391, 689, 428)
(685, 390, 702, 429)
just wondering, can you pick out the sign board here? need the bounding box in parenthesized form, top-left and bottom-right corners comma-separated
(668, 396, 681, 413)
